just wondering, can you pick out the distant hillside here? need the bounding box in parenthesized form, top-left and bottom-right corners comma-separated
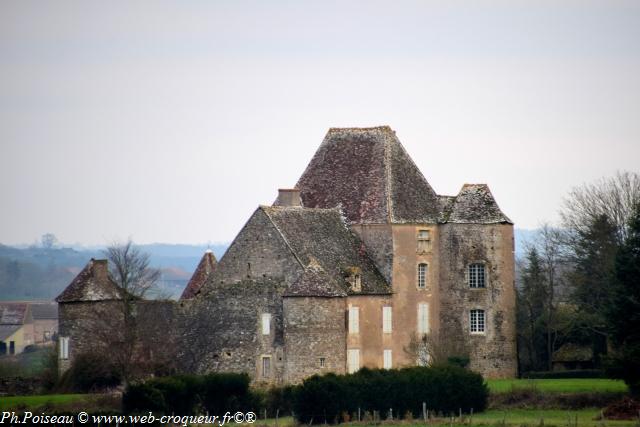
(0, 243, 228, 301)
(1, 230, 535, 301)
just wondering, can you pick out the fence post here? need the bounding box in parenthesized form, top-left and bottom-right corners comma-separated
(276, 409, 279, 427)
(358, 407, 361, 422)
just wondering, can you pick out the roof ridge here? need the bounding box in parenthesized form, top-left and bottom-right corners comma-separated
(259, 206, 306, 269)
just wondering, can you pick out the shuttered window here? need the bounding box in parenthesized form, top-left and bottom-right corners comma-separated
(382, 306, 392, 333)
(349, 307, 359, 334)
(417, 303, 429, 335)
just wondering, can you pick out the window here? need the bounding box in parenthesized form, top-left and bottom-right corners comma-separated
(417, 263, 428, 289)
(383, 349, 392, 369)
(261, 313, 271, 335)
(417, 303, 429, 335)
(261, 356, 271, 377)
(353, 274, 361, 292)
(417, 230, 432, 253)
(468, 263, 486, 288)
(349, 306, 359, 334)
(470, 309, 486, 334)
(382, 306, 392, 333)
(319, 357, 326, 368)
(347, 349, 360, 373)
(59, 337, 69, 359)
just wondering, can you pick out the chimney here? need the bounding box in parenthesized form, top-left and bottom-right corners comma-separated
(276, 189, 302, 207)
(91, 259, 110, 281)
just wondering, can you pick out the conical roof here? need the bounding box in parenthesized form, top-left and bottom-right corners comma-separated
(180, 250, 218, 299)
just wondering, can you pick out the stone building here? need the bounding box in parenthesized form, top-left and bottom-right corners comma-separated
(56, 126, 516, 383)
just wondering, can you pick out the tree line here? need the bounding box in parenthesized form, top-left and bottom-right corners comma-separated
(516, 171, 640, 393)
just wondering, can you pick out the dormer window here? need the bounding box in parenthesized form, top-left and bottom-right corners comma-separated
(417, 230, 432, 253)
(345, 267, 362, 292)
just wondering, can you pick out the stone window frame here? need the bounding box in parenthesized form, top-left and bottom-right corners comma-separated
(261, 313, 271, 335)
(417, 303, 429, 335)
(467, 262, 488, 289)
(347, 348, 360, 374)
(59, 336, 69, 360)
(417, 263, 428, 289)
(469, 309, 486, 335)
(319, 357, 326, 368)
(261, 355, 272, 377)
(417, 229, 432, 254)
(382, 306, 392, 334)
(383, 349, 392, 370)
(348, 306, 360, 334)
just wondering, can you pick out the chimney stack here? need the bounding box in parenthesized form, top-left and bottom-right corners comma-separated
(276, 189, 302, 207)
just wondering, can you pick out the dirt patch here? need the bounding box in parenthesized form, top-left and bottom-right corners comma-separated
(602, 397, 640, 420)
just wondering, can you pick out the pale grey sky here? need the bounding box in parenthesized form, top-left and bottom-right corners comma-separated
(1, 0, 639, 245)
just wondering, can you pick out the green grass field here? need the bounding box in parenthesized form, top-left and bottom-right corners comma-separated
(472, 408, 637, 426)
(0, 394, 90, 411)
(487, 378, 628, 394)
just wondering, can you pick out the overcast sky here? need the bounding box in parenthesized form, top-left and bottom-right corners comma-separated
(1, 0, 639, 246)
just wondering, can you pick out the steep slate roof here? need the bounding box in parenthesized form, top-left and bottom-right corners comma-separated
(294, 126, 512, 225)
(446, 184, 512, 224)
(261, 206, 390, 295)
(0, 302, 30, 325)
(0, 324, 21, 341)
(284, 259, 347, 298)
(181, 250, 218, 299)
(295, 126, 441, 224)
(30, 303, 58, 320)
(56, 259, 123, 303)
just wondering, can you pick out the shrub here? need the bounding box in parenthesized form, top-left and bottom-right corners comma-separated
(122, 372, 252, 415)
(293, 366, 488, 424)
(60, 352, 121, 393)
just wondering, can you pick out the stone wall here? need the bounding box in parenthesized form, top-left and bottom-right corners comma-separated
(283, 296, 346, 383)
(437, 223, 517, 378)
(185, 278, 288, 385)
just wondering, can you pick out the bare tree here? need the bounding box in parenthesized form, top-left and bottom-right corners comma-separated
(404, 331, 470, 368)
(561, 171, 640, 242)
(101, 240, 162, 382)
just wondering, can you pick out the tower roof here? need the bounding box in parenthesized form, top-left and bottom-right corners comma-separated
(181, 250, 218, 299)
(56, 259, 123, 303)
(295, 126, 441, 224)
(445, 184, 512, 224)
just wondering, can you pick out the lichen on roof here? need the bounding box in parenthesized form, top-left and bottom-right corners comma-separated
(293, 126, 511, 225)
(295, 126, 440, 224)
(181, 251, 217, 299)
(284, 259, 347, 298)
(0, 302, 30, 325)
(446, 184, 512, 224)
(56, 259, 124, 303)
(261, 205, 390, 295)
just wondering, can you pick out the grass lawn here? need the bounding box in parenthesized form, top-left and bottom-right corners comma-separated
(252, 411, 638, 427)
(487, 379, 628, 394)
(471, 408, 637, 426)
(0, 394, 91, 411)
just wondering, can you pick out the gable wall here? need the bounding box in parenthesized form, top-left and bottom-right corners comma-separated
(206, 209, 304, 288)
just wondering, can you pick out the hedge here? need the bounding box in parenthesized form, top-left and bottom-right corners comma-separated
(293, 365, 488, 424)
(123, 373, 252, 415)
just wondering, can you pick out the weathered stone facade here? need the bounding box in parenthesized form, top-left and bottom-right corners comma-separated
(57, 126, 517, 383)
